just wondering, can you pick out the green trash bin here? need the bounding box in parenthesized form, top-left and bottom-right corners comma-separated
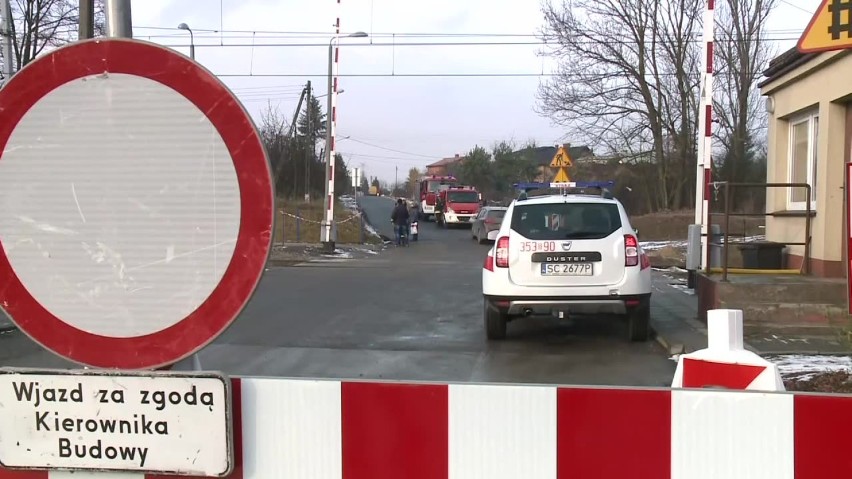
(738, 241, 784, 269)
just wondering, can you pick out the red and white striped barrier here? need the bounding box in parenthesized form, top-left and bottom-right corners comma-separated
(2, 376, 851, 479)
(672, 309, 785, 391)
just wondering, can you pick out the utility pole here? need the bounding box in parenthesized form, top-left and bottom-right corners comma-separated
(287, 85, 307, 197)
(304, 80, 311, 203)
(79, 0, 95, 40)
(1, 0, 13, 81)
(395, 166, 398, 196)
(105, 0, 132, 38)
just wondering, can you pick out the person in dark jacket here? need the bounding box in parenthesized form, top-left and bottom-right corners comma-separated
(390, 199, 410, 245)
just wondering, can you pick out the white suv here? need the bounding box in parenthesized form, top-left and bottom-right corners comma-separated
(481, 184, 652, 341)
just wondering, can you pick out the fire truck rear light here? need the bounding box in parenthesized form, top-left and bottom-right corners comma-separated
(496, 237, 509, 268)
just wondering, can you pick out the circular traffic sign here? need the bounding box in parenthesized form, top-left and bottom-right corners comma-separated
(0, 38, 274, 369)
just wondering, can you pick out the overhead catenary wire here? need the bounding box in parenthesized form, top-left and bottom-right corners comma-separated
(777, 0, 813, 13)
(343, 137, 444, 159)
(214, 70, 761, 78)
(147, 36, 808, 49)
(132, 25, 810, 38)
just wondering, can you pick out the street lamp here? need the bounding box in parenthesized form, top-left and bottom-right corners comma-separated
(320, 32, 368, 252)
(177, 23, 195, 60)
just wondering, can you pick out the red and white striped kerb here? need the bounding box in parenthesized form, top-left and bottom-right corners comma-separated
(3, 377, 852, 478)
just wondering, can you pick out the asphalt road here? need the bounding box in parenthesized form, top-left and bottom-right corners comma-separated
(0, 194, 677, 387)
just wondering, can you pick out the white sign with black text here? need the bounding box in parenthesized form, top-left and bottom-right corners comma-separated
(0, 368, 232, 476)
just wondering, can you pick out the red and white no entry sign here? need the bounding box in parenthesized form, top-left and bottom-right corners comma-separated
(0, 38, 274, 369)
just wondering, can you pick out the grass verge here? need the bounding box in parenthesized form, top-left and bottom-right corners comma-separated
(273, 199, 380, 245)
(631, 209, 765, 241)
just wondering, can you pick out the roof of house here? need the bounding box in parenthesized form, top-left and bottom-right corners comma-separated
(427, 154, 465, 168)
(758, 46, 820, 88)
(516, 145, 594, 166)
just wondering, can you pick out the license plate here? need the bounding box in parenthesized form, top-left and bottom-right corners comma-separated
(540, 263, 593, 276)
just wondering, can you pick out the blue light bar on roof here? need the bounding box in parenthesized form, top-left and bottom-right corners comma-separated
(513, 180, 615, 192)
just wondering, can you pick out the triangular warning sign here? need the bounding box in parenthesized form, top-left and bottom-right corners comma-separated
(553, 167, 571, 182)
(798, 0, 852, 53)
(549, 146, 572, 168)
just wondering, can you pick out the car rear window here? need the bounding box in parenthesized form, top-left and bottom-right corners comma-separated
(488, 210, 506, 219)
(448, 191, 479, 203)
(510, 202, 621, 240)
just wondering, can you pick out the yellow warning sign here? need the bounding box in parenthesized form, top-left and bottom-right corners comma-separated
(553, 167, 571, 182)
(549, 146, 573, 168)
(798, 0, 852, 53)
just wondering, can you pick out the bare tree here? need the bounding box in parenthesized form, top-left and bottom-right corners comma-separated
(536, 0, 702, 211)
(1, 0, 105, 77)
(714, 0, 777, 208)
(259, 101, 292, 196)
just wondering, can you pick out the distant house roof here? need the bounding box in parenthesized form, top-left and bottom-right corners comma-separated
(427, 153, 465, 168)
(516, 145, 594, 166)
(758, 46, 821, 88)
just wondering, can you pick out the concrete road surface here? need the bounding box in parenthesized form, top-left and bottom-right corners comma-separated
(0, 194, 677, 387)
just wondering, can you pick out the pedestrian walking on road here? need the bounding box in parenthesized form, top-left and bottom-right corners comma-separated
(391, 198, 410, 246)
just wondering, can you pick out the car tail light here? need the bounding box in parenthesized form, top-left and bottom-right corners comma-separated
(640, 251, 651, 270)
(484, 255, 494, 272)
(625, 234, 639, 267)
(495, 237, 510, 268)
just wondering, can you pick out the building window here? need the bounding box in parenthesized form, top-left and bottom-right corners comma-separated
(787, 111, 818, 210)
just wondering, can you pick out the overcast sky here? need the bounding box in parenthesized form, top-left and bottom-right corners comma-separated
(128, 0, 823, 184)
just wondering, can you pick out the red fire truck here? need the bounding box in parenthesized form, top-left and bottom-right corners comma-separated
(435, 185, 482, 227)
(418, 175, 457, 221)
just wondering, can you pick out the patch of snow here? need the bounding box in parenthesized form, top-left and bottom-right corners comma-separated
(325, 249, 354, 259)
(340, 195, 358, 211)
(765, 354, 852, 381)
(364, 222, 380, 239)
(669, 284, 695, 296)
(717, 234, 767, 244)
(640, 240, 687, 251)
(640, 235, 767, 251)
(654, 266, 688, 273)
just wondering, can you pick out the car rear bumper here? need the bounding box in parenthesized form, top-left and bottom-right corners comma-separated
(484, 294, 650, 316)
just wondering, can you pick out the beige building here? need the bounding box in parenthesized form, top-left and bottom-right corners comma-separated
(759, 47, 852, 278)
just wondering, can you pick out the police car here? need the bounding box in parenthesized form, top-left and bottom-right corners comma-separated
(481, 181, 652, 341)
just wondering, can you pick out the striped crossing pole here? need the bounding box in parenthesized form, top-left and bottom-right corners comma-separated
(321, 1, 343, 251)
(695, 0, 715, 270)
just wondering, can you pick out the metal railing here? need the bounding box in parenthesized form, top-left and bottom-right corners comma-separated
(708, 182, 811, 281)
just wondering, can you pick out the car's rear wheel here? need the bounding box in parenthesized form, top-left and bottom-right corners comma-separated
(484, 300, 507, 340)
(627, 300, 651, 342)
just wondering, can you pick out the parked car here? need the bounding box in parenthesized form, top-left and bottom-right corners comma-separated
(471, 207, 507, 244)
(481, 185, 651, 341)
